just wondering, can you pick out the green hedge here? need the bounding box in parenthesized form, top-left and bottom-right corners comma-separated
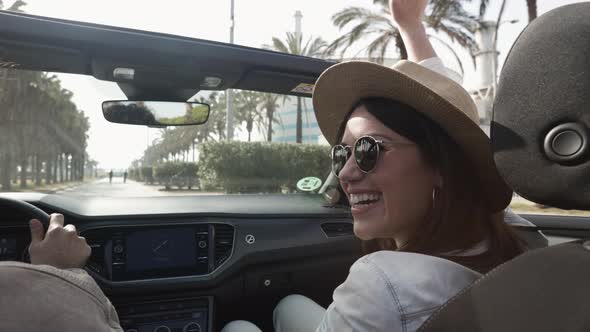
(197, 141, 330, 193)
(154, 162, 198, 189)
(141, 166, 154, 184)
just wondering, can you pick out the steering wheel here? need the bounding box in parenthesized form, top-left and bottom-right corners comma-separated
(0, 197, 50, 229)
(0, 197, 50, 262)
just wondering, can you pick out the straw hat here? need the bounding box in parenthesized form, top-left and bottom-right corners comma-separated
(312, 60, 512, 212)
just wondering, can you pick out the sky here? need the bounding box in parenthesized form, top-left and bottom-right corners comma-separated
(17, 0, 586, 170)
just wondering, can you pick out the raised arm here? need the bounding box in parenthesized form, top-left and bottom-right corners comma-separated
(390, 0, 436, 62)
(390, 0, 462, 83)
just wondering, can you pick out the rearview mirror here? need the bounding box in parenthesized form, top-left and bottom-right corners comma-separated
(102, 100, 210, 126)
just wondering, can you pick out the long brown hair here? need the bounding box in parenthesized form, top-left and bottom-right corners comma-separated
(339, 98, 525, 274)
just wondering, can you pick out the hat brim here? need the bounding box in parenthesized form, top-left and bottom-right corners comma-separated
(312, 61, 512, 212)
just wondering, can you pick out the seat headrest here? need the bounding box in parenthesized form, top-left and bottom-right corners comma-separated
(492, 3, 590, 210)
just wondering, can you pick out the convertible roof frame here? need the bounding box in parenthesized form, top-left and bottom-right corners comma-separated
(0, 10, 337, 100)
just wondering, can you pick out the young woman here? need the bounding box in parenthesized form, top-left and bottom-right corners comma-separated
(222, 1, 526, 331)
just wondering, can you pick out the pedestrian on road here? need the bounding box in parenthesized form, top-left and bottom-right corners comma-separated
(108, 170, 113, 184)
(123, 171, 128, 184)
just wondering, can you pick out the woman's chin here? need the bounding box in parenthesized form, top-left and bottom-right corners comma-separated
(353, 221, 377, 240)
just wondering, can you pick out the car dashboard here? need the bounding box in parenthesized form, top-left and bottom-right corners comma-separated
(0, 193, 359, 332)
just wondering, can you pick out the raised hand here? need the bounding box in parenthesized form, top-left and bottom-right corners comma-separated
(390, 0, 428, 30)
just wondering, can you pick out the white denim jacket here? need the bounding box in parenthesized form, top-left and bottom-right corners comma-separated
(317, 251, 481, 332)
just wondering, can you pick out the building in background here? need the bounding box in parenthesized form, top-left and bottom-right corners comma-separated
(272, 96, 321, 143)
(273, 58, 399, 145)
(469, 20, 518, 136)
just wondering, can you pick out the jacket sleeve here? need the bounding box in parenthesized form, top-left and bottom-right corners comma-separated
(316, 256, 405, 332)
(64, 267, 123, 331)
(418, 57, 463, 84)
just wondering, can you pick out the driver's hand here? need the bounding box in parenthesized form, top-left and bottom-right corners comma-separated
(28, 213, 91, 269)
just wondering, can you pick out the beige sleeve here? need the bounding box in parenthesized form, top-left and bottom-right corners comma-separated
(0, 262, 123, 332)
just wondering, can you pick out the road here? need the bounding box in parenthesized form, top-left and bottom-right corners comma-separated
(55, 177, 215, 197)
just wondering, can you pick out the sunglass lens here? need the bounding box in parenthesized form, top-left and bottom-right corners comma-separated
(354, 137, 379, 172)
(331, 145, 350, 176)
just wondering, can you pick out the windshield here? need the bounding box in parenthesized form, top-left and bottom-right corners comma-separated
(1, 0, 588, 216)
(0, 69, 327, 196)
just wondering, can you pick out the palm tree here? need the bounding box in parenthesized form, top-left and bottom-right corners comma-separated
(326, 0, 478, 64)
(264, 32, 331, 143)
(525, 0, 537, 22)
(208, 92, 227, 141)
(477, 0, 537, 22)
(0, 0, 26, 12)
(258, 93, 282, 142)
(234, 90, 262, 142)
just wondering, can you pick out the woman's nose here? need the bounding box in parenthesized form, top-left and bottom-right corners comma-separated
(338, 155, 364, 183)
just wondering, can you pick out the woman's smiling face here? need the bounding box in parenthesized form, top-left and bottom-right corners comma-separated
(338, 106, 441, 244)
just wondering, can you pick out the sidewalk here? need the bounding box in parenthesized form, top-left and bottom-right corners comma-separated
(2, 179, 89, 194)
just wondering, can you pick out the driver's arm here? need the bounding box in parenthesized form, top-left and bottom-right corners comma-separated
(25, 214, 123, 331)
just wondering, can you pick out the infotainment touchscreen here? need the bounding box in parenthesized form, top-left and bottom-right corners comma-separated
(126, 228, 197, 272)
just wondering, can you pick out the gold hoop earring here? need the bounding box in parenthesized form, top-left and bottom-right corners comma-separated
(432, 187, 438, 207)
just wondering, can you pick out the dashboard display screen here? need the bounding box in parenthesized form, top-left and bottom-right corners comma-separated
(0, 237, 18, 261)
(126, 228, 196, 272)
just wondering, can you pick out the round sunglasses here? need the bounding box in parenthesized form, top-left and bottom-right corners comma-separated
(330, 136, 388, 177)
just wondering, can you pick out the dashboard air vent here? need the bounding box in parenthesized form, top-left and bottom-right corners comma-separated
(213, 224, 234, 267)
(321, 222, 353, 237)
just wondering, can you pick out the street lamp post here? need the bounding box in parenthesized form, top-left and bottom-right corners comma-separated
(492, 19, 519, 96)
(471, 19, 518, 126)
(226, 0, 235, 141)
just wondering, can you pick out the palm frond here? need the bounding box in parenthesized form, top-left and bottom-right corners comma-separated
(326, 21, 372, 58)
(433, 24, 477, 51)
(270, 37, 290, 54)
(479, 0, 490, 18)
(366, 31, 395, 63)
(427, 34, 465, 75)
(7, 0, 26, 12)
(300, 36, 311, 57)
(305, 37, 329, 58)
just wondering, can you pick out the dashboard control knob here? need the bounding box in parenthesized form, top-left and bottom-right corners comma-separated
(114, 244, 124, 254)
(183, 322, 202, 332)
(198, 240, 207, 249)
(153, 326, 171, 332)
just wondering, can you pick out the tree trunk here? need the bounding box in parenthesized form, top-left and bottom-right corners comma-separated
(247, 119, 253, 142)
(192, 141, 196, 163)
(80, 154, 85, 180)
(19, 155, 28, 188)
(34, 154, 42, 186)
(65, 153, 72, 182)
(267, 111, 273, 142)
(53, 154, 58, 183)
(12, 163, 18, 184)
(58, 153, 64, 183)
(526, 0, 537, 22)
(45, 157, 52, 184)
(70, 157, 75, 181)
(296, 97, 303, 143)
(0, 154, 12, 191)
